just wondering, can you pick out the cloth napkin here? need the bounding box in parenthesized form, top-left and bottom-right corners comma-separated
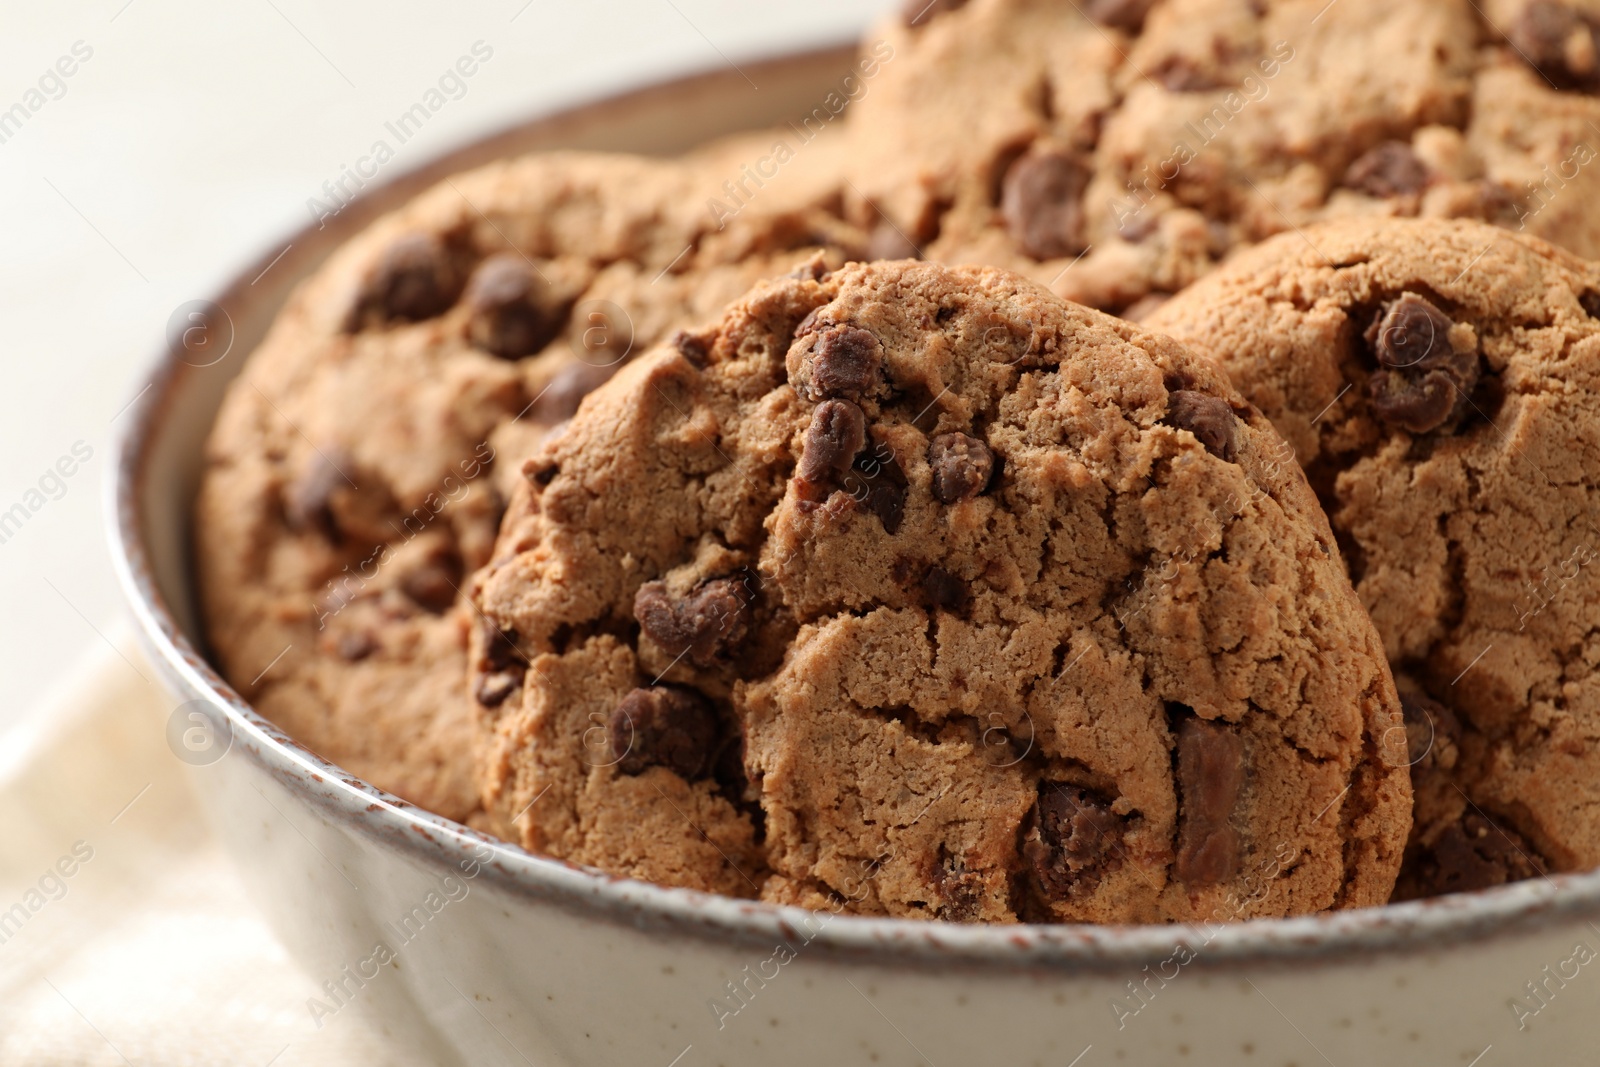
(0, 626, 424, 1066)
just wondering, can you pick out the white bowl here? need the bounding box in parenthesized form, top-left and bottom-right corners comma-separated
(109, 45, 1600, 1066)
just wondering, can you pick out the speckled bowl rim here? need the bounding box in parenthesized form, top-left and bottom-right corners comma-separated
(106, 47, 1600, 975)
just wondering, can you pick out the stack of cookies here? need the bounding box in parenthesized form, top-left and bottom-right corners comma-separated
(197, 0, 1600, 923)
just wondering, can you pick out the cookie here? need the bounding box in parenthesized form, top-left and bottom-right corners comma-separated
(842, 0, 1600, 314)
(1146, 216, 1600, 894)
(197, 147, 874, 822)
(470, 258, 1410, 920)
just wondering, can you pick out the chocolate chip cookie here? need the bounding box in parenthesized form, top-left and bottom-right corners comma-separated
(1147, 216, 1600, 895)
(470, 258, 1410, 920)
(844, 0, 1600, 314)
(197, 148, 874, 821)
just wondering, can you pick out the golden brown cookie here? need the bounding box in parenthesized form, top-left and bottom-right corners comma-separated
(1147, 216, 1600, 895)
(471, 259, 1410, 920)
(844, 0, 1600, 314)
(196, 148, 872, 822)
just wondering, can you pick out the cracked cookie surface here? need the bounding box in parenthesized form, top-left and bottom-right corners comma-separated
(196, 146, 874, 822)
(471, 258, 1409, 920)
(1148, 216, 1600, 894)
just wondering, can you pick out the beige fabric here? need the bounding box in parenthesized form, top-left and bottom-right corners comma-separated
(0, 628, 418, 1065)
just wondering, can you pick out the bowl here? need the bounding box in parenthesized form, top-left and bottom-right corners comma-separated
(109, 44, 1600, 1066)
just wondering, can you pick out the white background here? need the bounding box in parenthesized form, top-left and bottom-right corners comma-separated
(0, 0, 896, 736)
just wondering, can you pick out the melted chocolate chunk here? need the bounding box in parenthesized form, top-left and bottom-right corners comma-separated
(1027, 784, 1127, 901)
(610, 685, 719, 780)
(400, 548, 463, 614)
(798, 399, 868, 486)
(1401, 812, 1546, 898)
(866, 483, 906, 534)
(633, 575, 751, 667)
(933, 853, 987, 921)
(1344, 141, 1431, 199)
(928, 432, 995, 502)
(1581, 290, 1600, 319)
(921, 566, 969, 612)
(1165, 390, 1239, 461)
(348, 232, 463, 328)
(792, 324, 885, 402)
(283, 450, 352, 541)
(1511, 0, 1600, 93)
(815, 429, 908, 535)
(1001, 147, 1091, 261)
(483, 624, 522, 670)
(671, 329, 711, 368)
(1401, 690, 1461, 773)
(1363, 293, 1482, 434)
(1174, 716, 1245, 887)
(463, 253, 566, 358)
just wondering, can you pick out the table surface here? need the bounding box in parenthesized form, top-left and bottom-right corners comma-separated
(0, 0, 895, 736)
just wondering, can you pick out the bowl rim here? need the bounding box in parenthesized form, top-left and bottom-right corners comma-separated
(106, 48, 1600, 975)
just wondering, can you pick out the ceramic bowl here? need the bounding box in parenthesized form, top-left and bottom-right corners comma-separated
(108, 45, 1600, 1067)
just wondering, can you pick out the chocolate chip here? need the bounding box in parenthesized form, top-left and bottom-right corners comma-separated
(531, 360, 618, 424)
(336, 631, 377, 662)
(792, 325, 885, 403)
(633, 575, 751, 667)
(283, 451, 352, 540)
(1469, 180, 1526, 228)
(1000, 148, 1091, 261)
(1174, 716, 1245, 887)
(902, 0, 967, 27)
(933, 852, 987, 921)
(399, 549, 462, 614)
(798, 399, 867, 486)
(867, 220, 921, 261)
(1083, 0, 1156, 31)
(1152, 55, 1223, 92)
(482, 623, 523, 671)
(921, 566, 969, 612)
(1344, 141, 1431, 199)
(610, 685, 719, 779)
(1363, 293, 1481, 434)
(1401, 812, 1546, 898)
(1510, 0, 1600, 93)
(1165, 390, 1239, 462)
(867, 484, 906, 534)
(1581, 290, 1600, 318)
(475, 671, 520, 708)
(1026, 784, 1127, 901)
(671, 329, 711, 368)
(1370, 372, 1461, 433)
(463, 253, 565, 358)
(785, 253, 831, 283)
(475, 623, 525, 707)
(1401, 691, 1461, 773)
(928, 432, 994, 503)
(349, 232, 462, 328)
